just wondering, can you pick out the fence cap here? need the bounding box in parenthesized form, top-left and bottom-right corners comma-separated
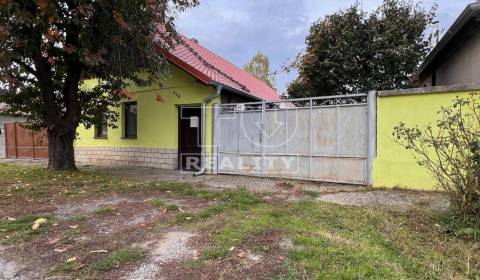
(377, 84, 480, 97)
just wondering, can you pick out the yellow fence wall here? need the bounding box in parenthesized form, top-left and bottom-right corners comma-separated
(373, 87, 478, 190)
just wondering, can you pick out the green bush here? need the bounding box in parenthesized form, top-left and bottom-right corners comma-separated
(394, 94, 480, 223)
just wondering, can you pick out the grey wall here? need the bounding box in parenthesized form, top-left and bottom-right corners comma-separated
(421, 31, 480, 87)
(436, 31, 480, 86)
(0, 115, 25, 158)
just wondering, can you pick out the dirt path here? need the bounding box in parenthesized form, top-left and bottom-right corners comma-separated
(127, 231, 197, 280)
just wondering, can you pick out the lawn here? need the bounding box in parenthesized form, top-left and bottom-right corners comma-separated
(0, 163, 478, 279)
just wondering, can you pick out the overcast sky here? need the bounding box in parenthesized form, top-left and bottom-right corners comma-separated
(176, 0, 473, 95)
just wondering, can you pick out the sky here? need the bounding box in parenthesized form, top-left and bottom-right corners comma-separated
(176, 0, 473, 95)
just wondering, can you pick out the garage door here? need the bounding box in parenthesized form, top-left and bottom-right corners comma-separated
(5, 122, 48, 159)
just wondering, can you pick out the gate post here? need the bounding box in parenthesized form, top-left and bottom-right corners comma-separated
(367, 91, 377, 186)
(213, 104, 220, 174)
(260, 101, 266, 176)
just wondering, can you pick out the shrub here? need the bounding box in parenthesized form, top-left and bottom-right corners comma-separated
(393, 94, 480, 221)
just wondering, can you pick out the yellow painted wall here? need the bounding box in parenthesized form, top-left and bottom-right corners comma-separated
(373, 90, 477, 190)
(75, 65, 219, 163)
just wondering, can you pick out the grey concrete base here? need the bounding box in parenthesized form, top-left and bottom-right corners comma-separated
(75, 147, 178, 170)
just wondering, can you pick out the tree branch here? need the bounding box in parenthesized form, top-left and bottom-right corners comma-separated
(11, 58, 37, 76)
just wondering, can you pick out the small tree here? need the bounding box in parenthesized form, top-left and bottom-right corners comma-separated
(287, 0, 436, 98)
(393, 94, 480, 221)
(244, 51, 276, 89)
(0, 0, 198, 170)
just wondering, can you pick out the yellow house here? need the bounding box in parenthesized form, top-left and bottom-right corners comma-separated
(74, 35, 279, 172)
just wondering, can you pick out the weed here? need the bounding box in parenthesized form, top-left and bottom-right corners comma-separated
(90, 248, 145, 272)
(303, 190, 320, 197)
(183, 259, 205, 269)
(165, 203, 180, 212)
(94, 207, 114, 215)
(52, 261, 76, 273)
(148, 198, 166, 208)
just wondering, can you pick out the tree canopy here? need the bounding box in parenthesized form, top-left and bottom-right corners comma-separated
(0, 0, 198, 169)
(244, 51, 276, 89)
(287, 0, 436, 98)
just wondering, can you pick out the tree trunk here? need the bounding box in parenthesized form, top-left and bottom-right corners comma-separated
(47, 129, 77, 170)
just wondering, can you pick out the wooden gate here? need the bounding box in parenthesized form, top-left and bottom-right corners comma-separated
(5, 122, 48, 159)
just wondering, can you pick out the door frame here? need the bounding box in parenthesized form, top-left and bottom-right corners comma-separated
(177, 104, 203, 170)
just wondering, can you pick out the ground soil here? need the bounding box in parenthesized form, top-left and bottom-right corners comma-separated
(0, 160, 452, 279)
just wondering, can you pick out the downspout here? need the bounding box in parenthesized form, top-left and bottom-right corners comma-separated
(194, 84, 223, 176)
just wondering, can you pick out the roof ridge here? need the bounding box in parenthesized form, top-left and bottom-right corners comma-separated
(178, 37, 250, 92)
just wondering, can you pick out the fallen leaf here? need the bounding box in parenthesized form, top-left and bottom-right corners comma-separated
(229, 247, 235, 252)
(185, 217, 192, 220)
(69, 225, 79, 229)
(66, 257, 77, 263)
(237, 251, 246, 258)
(7, 217, 16, 221)
(32, 218, 48, 229)
(75, 263, 86, 271)
(89, 250, 108, 254)
(54, 247, 69, 253)
(46, 238, 61, 245)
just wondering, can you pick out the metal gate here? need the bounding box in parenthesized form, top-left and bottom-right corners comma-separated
(213, 92, 376, 185)
(5, 122, 48, 159)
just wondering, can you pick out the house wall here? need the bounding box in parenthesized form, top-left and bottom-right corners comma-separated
(436, 31, 480, 86)
(373, 85, 479, 190)
(420, 30, 480, 87)
(74, 64, 219, 169)
(0, 115, 26, 158)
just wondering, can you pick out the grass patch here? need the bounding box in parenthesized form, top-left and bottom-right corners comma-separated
(94, 206, 114, 215)
(52, 261, 76, 274)
(439, 211, 480, 240)
(148, 198, 180, 212)
(148, 198, 166, 208)
(183, 259, 205, 269)
(0, 215, 52, 243)
(174, 189, 260, 225)
(302, 190, 321, 197)
(176, 213, 197, 224)
(1, 163, 478, 279)
(68, 214, 87, 222)
(165, 203, 180, 212)
(90, 247, 145, 272)
(202, 201, 480, 279)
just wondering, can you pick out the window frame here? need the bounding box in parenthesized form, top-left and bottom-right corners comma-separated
(123, 101, 138, 139)
(94, 112, 108, 139)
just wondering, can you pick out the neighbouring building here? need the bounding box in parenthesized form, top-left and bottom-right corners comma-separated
(0, 104, 28, 159)
(416, 1, 480, 87)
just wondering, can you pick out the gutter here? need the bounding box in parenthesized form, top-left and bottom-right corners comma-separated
(194, 83, 223, 176)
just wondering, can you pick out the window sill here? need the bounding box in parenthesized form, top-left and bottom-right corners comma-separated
(121, 136, 137, 139)
(94, 136, 108, 139)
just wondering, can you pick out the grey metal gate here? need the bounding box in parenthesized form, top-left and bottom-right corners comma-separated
(213, 92, 376, 185)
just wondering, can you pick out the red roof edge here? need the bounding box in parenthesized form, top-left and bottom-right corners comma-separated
(156, 45, 212, 85)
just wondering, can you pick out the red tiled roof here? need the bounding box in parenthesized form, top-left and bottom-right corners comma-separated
(161, 35, 280, 101)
